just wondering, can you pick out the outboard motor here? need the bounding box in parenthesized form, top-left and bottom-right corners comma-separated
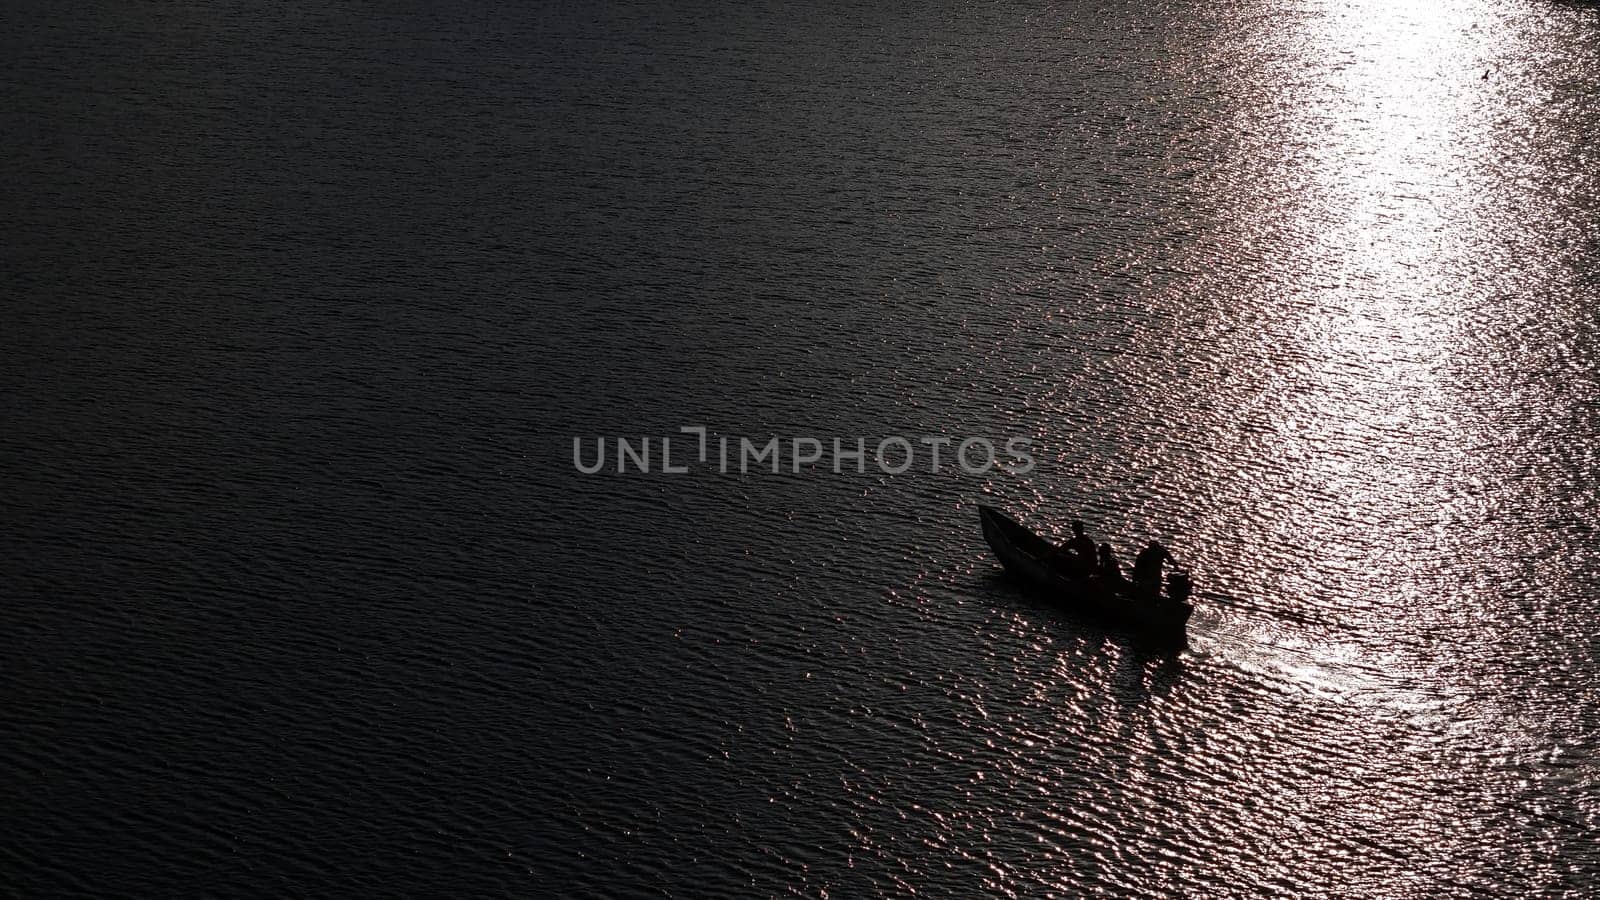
(1166, 570, 1193, 605)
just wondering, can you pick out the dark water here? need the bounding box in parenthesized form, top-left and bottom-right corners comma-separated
(5, 0, 1599, 895)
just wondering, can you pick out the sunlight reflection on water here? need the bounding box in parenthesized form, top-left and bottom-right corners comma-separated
(995, 0, 1599, 891)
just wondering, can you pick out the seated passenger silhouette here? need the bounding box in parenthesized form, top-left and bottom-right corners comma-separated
(1132, 540, 1172, 593)
(1097, 542, 1122, 582)
(1065, 521, 1096, 575)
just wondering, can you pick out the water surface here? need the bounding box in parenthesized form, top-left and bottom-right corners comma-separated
(4, 0, 1598, 895)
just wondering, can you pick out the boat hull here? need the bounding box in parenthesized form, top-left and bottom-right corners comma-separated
(978, 505, 1192, 643)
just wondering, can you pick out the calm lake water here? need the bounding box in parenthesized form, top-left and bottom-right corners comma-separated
(5, 0, 1599, 895)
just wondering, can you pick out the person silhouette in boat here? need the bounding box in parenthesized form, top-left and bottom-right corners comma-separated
(1097, 542, 1122, 582)
(1132, 540, 1172, 594)
(1166, 568, 1193, 605)
(1065, 520, 1097, 575)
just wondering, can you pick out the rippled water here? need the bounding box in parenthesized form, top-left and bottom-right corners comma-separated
(5, 0, 1599, 895)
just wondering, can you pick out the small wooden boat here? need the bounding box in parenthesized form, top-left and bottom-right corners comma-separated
(978, 505, 1194, 644)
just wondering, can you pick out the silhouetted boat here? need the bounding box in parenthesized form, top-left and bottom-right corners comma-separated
(978, 505, 1194, 644)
